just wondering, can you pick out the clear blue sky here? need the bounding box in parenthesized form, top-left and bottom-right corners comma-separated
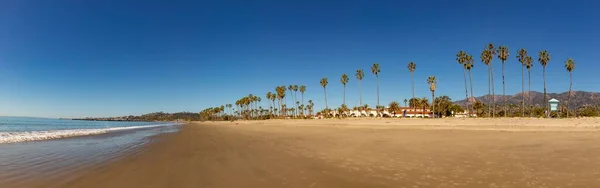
(1, 0, 598, 118)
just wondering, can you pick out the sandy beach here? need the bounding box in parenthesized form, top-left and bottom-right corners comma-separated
(9, 118, 600, 188)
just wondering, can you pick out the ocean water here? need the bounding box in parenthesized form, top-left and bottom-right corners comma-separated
(0, 117, 177, 144)
(0, 117, 180, 186)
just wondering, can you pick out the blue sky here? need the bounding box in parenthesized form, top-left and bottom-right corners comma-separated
(0, 0, 598, 118)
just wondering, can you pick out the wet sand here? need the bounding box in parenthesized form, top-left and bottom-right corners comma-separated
(11, 118, 600, 188)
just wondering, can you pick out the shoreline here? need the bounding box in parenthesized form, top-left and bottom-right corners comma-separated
(0, 124, 180, 187)
(8, 119, 600, 187)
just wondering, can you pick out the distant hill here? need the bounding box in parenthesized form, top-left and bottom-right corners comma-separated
(454, 91, 600, 108)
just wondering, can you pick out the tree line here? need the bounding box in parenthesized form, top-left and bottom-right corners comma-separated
(194, 43, 592, 121)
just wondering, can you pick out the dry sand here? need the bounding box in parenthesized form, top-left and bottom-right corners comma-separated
(12, 118, 600, 188)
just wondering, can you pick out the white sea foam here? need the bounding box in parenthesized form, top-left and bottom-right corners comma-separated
(0, 124, 173, 144)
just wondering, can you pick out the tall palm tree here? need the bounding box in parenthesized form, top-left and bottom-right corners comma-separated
(406, 62, 417, 114)
(300, 85, 306, 115)
(292, 85, 300, 112)
(355, 69, 365, 106)
(538, 50, 551, 117)
(481, 46, 493, 117)
(456, 51, 469, 116)
(293, 85, 299, 117)
(248, 94, 255, 119)
(407, 62, 417, 99)
(371, 63, 381, 106)
(288, 85, 294, 115)
(465, 54, 475, 115)
(276, 86, 286, 117)
(487, 44, 497, 117)
(565, 58, 575, 118)
(517, 48, 527, 117)
(320, 78, 329, 109)
(497, 45, 510, 117)
(308, 100, 314, 116)
(427, 76, 437, 118)
(525, 56, 533, 117)
(340, 74, 349, 105)
(256, 96, 262, 118)
(266, 92, 273, 115)
(403, 99, 408, 107)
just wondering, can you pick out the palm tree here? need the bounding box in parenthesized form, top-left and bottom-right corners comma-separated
(525, 56, 533, 117)
(487, 44, 497, 117)
(407, 62, 417, 99)
(300, 85, 306, 115)
(538, 50, 551, 117)
(497, 45, 510, 117)
(288, 85, 294, 115)
(517, 48, 527, 117)
(276, 86, 286, 117)
(403, 99, 408, 107)
(256, 96, 262, 118)
(456, 51, 469, 116)
(355, 69, 365, 106)
(427, 76, 437, 118)
(389, 101, 400, 116)
(293, 85, 299, 116)
(341, 74, 349, 105)
(420, 97, 430, 118)
(408, 98, 420, 118)
(371, 63, 381, 106)
(481, 46, 494, 117)
(464, 54, 475, 116)
(320, 78, 329, 109)
(565, 58, 575, 118)
(266, 92, 273, 115)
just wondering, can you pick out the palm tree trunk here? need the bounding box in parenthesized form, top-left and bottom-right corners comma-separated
(502, 60, 506, 117)
(358, 80, 363, 106)
(521, 64, 525, 117)
(432, 91, 435, 118)
(543, 66, 548, 118)
(343, 85, 346, 105)
(463, 68, 469, 117)
(376, 75, 380, 106)
(412, 72, 415, 99)
(491, 64, 496, 117)
(487, 65, 491, 117)
(279, 99, 283, 117)
(295, 91, 299, 117)
(567, 72, 572, 118)
(528, 69, 531, 117)
(301, 93, 305, 116)
(324, 87, 328, 110)
(469, 69, 475, 117)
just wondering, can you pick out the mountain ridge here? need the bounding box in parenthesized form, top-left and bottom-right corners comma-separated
(454, 91, 600, 108)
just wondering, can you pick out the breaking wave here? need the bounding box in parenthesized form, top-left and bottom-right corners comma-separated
(0, 124, 173, 144)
